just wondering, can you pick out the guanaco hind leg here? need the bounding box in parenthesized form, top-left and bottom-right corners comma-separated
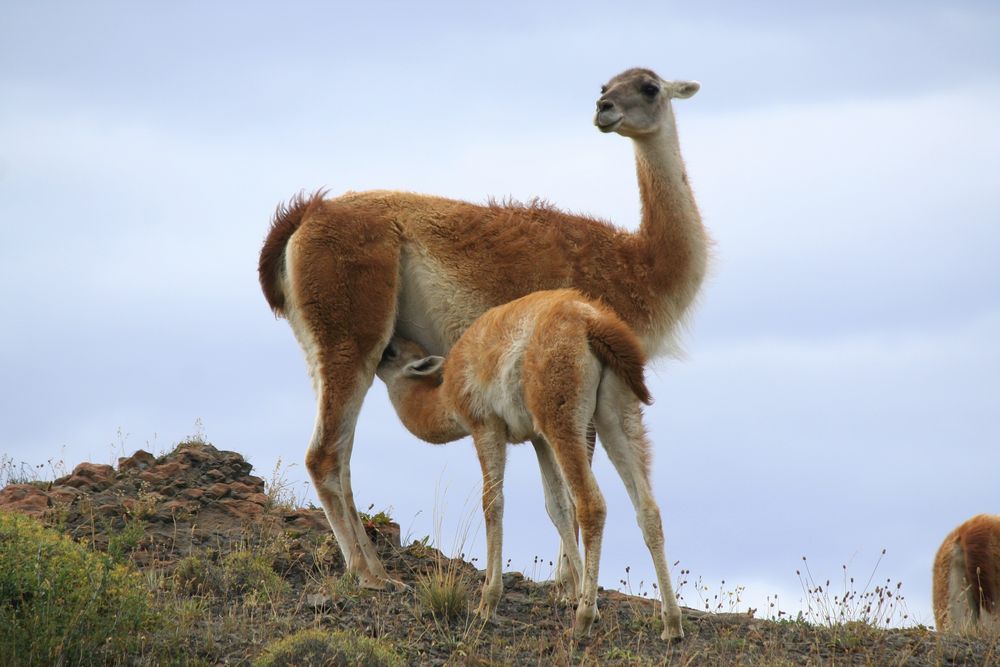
(594, 377, 684, 640)
(287, 215, 403, 589)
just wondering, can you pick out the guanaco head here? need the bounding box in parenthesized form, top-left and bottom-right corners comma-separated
(376, 336, 445, 388)
(377, 336, 468, 445)
(594, 68, 699, 138)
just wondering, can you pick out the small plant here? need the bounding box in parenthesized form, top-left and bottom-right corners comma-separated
(187, 417, 209, 445)
(412, 489, 480, 628)
(265, 457, 308, 512)
(323, 571, 361, 601)
(406, 534, 434, 559)
(0, 511, 156, 666)
(669, 564, 748, 615)
(221, 549, 290, 600)
(253, 628, 403, 667)
(359, 504, 393, 527)
(605, 645, 648, 663)
(763, 591, 794, 623)
(0, 451, 68, 488)
(0, 454, 38, 486)
(797, 550, 910, 628)
(107, 516, 145, 563)
(305, 535, 344, 582)
(173, 553, 224, 596)
(416, 560, 472, 625)
(109, 426, 131, 462)
(693, 576, 746, 614)
(126, 481, 161, 520)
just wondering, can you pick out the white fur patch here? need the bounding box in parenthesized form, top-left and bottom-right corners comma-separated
(283, 239, 324, 398)
(462, 315, 537, 442)
(396, 244, 492, 356)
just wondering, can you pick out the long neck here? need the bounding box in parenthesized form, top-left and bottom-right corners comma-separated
(387, 380, 467, 445)
(631, 109, 709, 325)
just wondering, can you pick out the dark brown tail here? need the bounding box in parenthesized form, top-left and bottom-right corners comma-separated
(258, 189, 327, 316)
(585, 312, 652, 405)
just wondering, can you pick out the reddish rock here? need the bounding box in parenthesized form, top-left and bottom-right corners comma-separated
(138, 461, 186, 485)
(174, 444, 214, 464)
(60, 462, 116, 491)
(161, 499, 198, 515)
(284, 509, 329, 532)
(0, 484, 50, 516)
(0, 442, 329, 565)
(48, 486, 83, 504)
(218, 499, 265, 518)
(73, 462, 115, 479)
(242, 475, 266, 491)
(226, 481, 258, 499)
(246, 492, 268, 506)
(205, 482, 231, 499)
(159, 461, 186, 476)
(118, 450, 156, 472)
(156, 482, 181, 498)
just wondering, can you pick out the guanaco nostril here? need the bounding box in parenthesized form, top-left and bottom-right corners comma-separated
(597, 99, 615, 112)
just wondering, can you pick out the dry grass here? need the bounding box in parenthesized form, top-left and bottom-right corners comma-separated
(2, 444, 998, 666)
(415, 561, 473, 625)
(796, 550, 910, 628)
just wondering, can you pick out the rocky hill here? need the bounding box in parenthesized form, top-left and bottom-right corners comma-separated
(1, 440, 997, 665)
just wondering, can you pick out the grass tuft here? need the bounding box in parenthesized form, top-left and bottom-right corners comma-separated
(221, 549, 290, 600)
(253, 628, 403, 667)
(416, 561, 472, 625)
(796, 550, 910, 628)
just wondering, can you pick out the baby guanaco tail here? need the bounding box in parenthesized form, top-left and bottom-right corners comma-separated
(584, 312, 652, 405)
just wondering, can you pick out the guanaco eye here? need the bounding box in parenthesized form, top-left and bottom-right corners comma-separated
(600, 85, 608, 94)
(640, 83, 660, 97)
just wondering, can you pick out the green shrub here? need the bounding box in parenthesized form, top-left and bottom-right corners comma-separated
(0, 511, 156, 666)
(254, 628, 403, 667)
(107, 517, 145, 563)
(172, 549, 289, 601)
(221, 549, 289, 599)
(173, 553, 224, 596)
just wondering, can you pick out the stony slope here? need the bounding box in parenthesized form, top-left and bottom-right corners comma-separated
(1, 441, 996, 666)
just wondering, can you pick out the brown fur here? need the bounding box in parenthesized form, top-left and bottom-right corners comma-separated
(585, 313, 652, 406)
(933, 514, 1000, 634)
(258, 189, 327, 315)
(258, 69, 706, 594)
(386, 371, 465, 445)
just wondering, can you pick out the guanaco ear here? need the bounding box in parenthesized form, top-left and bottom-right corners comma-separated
(667, 80, 700, 99)
(403, 356, 445, 378)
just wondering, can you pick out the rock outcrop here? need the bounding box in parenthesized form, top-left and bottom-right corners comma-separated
(0, 441, 400, 566)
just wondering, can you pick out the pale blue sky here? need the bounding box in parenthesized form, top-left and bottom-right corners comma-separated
(2, 1, 998, 625)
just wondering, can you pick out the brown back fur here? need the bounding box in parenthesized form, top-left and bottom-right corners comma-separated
(959, 515, 1000, 613)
